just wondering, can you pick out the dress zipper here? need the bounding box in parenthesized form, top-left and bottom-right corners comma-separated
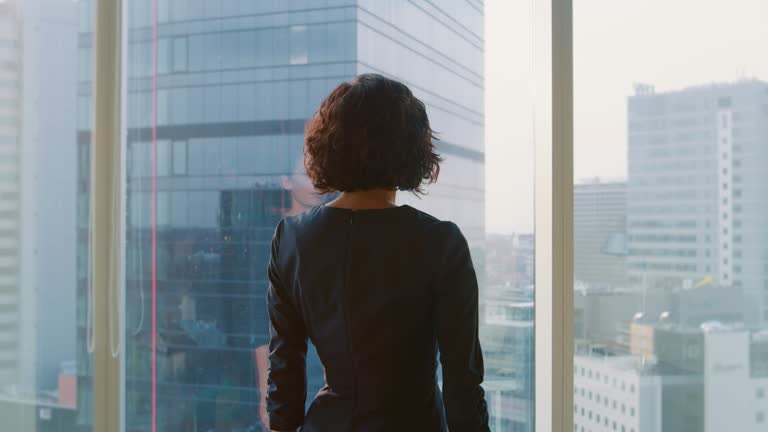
(342, 211, 358, 414)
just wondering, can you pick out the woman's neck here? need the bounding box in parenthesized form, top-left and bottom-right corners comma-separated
(326, 189, 397, 210)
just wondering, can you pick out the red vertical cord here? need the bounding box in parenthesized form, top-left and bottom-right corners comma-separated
(151, 0, 159, 431)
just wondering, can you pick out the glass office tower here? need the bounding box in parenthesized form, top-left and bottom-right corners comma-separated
(77, 1, 492, 431)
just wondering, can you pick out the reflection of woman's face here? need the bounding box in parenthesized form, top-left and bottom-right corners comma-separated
(284, 170, 324, 209)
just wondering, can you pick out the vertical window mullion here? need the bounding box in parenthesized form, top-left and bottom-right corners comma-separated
(91, 0, 123, 430)
(534, 0, 574, 432)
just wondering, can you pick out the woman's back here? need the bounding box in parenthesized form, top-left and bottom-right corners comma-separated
(266, 204, 489, 432)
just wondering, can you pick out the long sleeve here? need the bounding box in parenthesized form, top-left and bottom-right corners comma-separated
(434, 223, 490, 432)
(266, 220, 308, 430)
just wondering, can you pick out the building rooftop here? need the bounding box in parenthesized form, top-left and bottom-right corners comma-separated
(632, 78, 768, 97)
(575, 352, 659, 376)
(575, 177, 627, 186)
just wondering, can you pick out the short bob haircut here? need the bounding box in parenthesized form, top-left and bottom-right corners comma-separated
(304, 74, 441, 195)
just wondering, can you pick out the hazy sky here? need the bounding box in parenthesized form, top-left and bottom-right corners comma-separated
(484, 0, 768, 234)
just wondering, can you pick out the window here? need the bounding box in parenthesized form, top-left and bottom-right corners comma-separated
(3, 0, 95, 428)
(117, 1, 536, 432)
(16, 0, 765, 430)
(172, 37, 187, 72)
(172, 140, 187, 175)
(289, 25, 308, 65)
(575, 3, 766, 432)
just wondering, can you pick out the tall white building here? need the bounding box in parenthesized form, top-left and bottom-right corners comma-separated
(0, 0, 80, 396)
(0, 0, 21, 390)
(17, 0, 79, 393)
(627, 80, 768, 324)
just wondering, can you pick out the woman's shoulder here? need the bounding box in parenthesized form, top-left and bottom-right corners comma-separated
(405, 205, 458, 228)
(405, 206, 468, 247)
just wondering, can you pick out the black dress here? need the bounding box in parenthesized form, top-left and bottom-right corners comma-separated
(266, 204, 490, 432)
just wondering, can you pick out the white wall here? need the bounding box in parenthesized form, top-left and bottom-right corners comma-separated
(704, 331, 753, 432)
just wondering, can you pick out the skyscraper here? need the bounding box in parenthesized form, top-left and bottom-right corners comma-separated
(0, 0, 21, 391)
(19, 0, 79, 397)
(0, 0, 80, 422)
(77, 2, 484, 430)
(626, 80, 768, 324)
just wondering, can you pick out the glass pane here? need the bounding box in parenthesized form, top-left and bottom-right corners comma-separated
(574, 1, 768, 432)
(0, 0, 94, 430)
(123, 1, 534, 431)
(484, 1, 536, 431)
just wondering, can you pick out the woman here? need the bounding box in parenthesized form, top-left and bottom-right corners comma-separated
(266, 74, 490, 432)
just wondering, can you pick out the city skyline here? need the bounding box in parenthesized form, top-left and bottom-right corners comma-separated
(484, 0, 768, 234)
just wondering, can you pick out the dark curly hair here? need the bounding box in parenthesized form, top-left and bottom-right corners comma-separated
(304, 74, 441, 194)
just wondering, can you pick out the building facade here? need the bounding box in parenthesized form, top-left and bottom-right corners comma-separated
(574, 179, 627, 289)
(484, 233, 535, 431)
(626, 80, 768, 324)
(77, 1, 485, 431)
(482, 296, 534, 432)
(573, 354, 662, 432)
(0, 0, 21, 391)
(19, 0, 80, 398)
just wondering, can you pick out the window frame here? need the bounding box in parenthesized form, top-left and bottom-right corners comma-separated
(91, 0, 123, 431)
(534, 0, 575, 432)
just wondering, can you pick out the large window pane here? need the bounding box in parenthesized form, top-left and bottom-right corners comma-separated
(574, 1, 768, 431)
(123, 1, 533, 431)
(0, 0, 94, 430)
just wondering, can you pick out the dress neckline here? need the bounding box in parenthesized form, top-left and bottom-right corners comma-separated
(320, 203, 412, 213)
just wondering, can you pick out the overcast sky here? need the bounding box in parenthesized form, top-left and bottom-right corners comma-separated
(484, 0, 768, 234)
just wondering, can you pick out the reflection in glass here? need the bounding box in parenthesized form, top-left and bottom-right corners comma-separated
(113, 1, 532, 431)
